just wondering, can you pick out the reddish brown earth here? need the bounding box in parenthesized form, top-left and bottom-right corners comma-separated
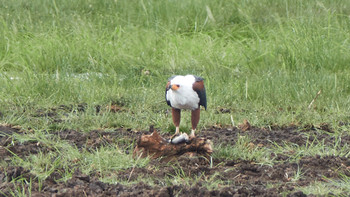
(1, 123, 350, 196)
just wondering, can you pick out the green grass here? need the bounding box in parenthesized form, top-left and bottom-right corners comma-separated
(271, 135, 350, 162)
(163, 164, 229, 191)
(1, 0, 350, 132)
(213, 135, 273, 165)
(8, 130, 150, 183)
(1, 0, 350, 196)
(299, 173, 350, 196)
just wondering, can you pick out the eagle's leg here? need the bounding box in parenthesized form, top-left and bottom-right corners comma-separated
(172, 108, 181, 135)
(190, 108, 200, 138)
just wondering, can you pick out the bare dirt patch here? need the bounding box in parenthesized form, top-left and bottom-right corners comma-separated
(1, 125, 350, 196)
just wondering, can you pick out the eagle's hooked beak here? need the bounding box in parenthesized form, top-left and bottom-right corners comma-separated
(171, 84, 180, 91)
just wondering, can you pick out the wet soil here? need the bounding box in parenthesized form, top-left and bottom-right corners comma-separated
(1, 124, 350, 196)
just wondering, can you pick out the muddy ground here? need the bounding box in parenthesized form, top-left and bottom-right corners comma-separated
(1, 123, 350, 196)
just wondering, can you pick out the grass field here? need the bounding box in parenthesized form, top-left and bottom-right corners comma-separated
(1, 0, 350, 196)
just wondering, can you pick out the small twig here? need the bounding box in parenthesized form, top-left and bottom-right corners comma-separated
(245, 79, 248, 99)
(308, 90, 322, 109)
(210, 156, 213, 168)
(128, 152, 143, 182)
(230, 115, 235, 127)
(233, 173, 241, 180)
(83, 190, 88, 197)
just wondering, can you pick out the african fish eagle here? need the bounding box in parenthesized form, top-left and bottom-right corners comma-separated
(165, 75, 207, 137)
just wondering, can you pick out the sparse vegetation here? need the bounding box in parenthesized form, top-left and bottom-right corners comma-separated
(213, 135, 273, 165)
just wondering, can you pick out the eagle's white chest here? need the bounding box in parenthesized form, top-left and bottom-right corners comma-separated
(166, 75, 200, 110)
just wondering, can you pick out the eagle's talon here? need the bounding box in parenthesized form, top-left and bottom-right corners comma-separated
(170, 133, 180, 142)
(189, 130, 196, 139)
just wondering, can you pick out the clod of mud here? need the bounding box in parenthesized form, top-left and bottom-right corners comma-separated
(215, 107, 231, 114)
(238, 119, 251, 131)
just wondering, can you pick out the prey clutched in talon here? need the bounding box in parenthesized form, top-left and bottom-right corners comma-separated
(168, 129, 196, 144)
(170, 132, 189, 144)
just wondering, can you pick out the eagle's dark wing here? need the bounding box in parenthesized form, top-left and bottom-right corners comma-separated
(192, 76, 207, 110)
(165, 76, 177, 107)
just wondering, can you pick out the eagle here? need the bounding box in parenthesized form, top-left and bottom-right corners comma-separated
(165, 75, 207, 138)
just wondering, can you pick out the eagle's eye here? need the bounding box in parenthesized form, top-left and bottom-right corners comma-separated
(171, 84, 180, 90)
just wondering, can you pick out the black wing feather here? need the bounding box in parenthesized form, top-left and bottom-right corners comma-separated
(193, 76, 207, 110)
(196, 88, 207, 110)
(165, 76, 177, 107)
